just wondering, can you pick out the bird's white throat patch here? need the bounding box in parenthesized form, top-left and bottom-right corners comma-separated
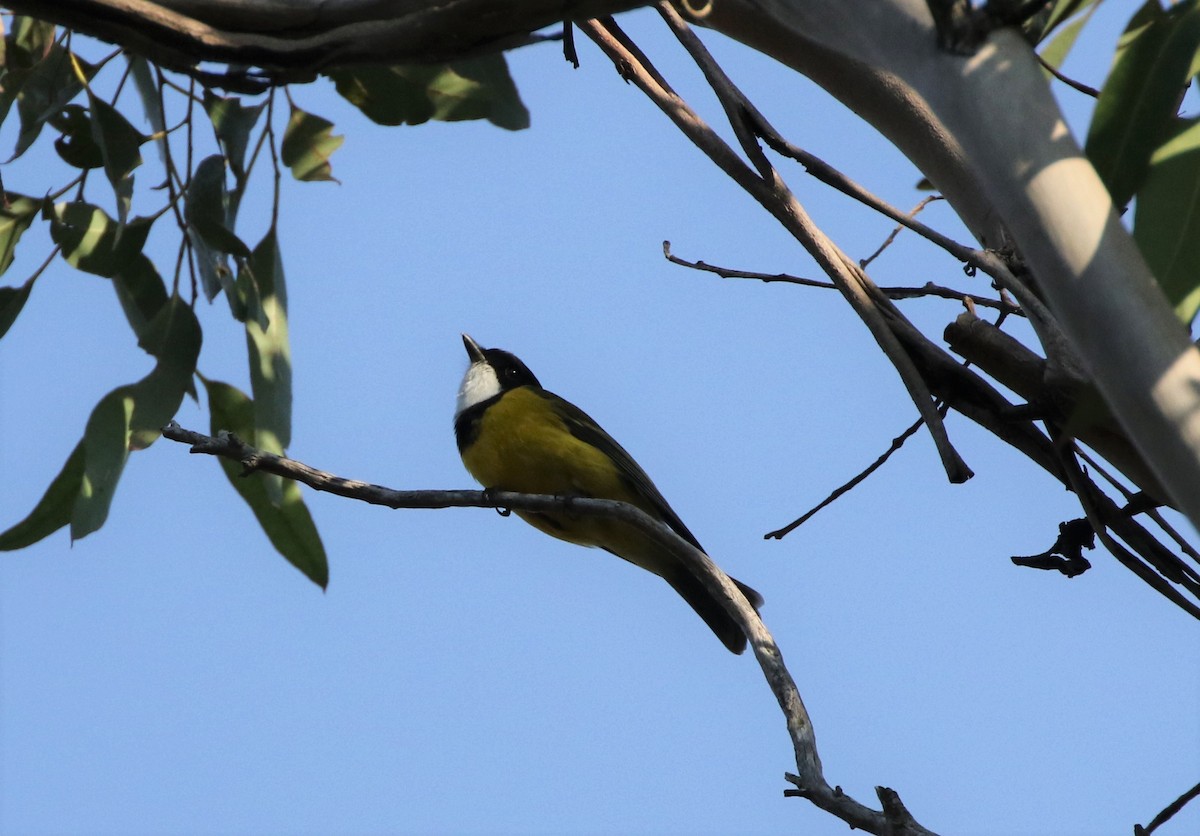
(456, 361, 501, 415)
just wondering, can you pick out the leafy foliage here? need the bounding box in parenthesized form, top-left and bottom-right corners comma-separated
(326, 55, 530, 130)
(1080, 0, 1200, 321)
(281, 103, 343, 182)
(0, 13, 528, 585)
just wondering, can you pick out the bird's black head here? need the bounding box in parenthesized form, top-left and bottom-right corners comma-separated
(456, 334, 542, 416)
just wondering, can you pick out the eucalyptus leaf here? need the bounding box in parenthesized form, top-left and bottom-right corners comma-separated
(203, 90, 266, 180)
(126, 55, 165, 137)
(0, 192, 41, 276)
(72, 388, 134, 540)
(203, 378, 328, 588)
(1028, 0, 1101, 45)
(129, 297, 203, 448)
(50, 103, 103, 169)
(70, 297, 203, 539)
(327, 54, 529, 131)
(0, 275, 35, 340)
(0, 17, 57, 129)
(112, 253, 169, 340)
(48, 201, 152, 278)
(86, 89, 147, 221)
(1038, 5, 1098, 71)
(1135, 117, 1200, 323)
(185, 154, 251, 258)
(185, 154, 249, 304)
(280, 105, 343, 182)
(8, 45, 95, 161)
(0, 441, 86, 550)
(1086, 0, 1200, 207)
(243, 227, 292, 459)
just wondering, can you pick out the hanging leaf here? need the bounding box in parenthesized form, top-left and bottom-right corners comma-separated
(7, 17, 55, 67)
(427, 56, 530, 131)
(0, 296, 201, 545)
(280, 104, 343, 182)
(0, 441, 86, 551)
(43, 200, 168, 339)
(203, 90, 266, 180)
(0, 192, 41, 276)
(71, 297, 203, 539)
(0, 16, 57, 129)
(50, 103, 104, 169)
(125, 55, 165, 137)
(327, 54, 529, 131)
(128, 296, 204, 446)
(328, 65, 437, 127)
(7, 44, 95, 161)
(1135, 117, 1200, 323)
(243, 227, 292, 458)
(47, 200, 152, 278)
(1086, 0, 1200, 208)
(0, 275, 36, 340)
(185, 154, 250, 258)
(184, 154, 250, 303)
(202, 378, 328, 588)
(85, 88, 147, 221)
(111, 253, 169, 340)
(73, 388, 135, 540)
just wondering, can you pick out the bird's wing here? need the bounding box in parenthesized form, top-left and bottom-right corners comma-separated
(534, 388, 707, 553)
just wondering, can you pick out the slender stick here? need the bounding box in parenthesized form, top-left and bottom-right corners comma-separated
(161, 420, 937, 835)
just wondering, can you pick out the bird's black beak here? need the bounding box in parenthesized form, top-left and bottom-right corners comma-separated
(462, 333, 486, 363)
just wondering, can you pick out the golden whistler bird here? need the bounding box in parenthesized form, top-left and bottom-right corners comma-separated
(454, 334, 763, 654)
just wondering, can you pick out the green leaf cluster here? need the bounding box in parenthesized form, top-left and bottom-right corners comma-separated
(1074, 0, 1200, 323)
(326, 55, 530, 131)
(1028, 1, 1200, 325)
(1, 12, 525, 587)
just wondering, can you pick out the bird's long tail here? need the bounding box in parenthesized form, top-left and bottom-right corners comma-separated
(665, 569, 763, 654)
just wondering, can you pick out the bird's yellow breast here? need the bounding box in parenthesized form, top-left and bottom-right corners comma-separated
(462, 387, 627, 498)
(460, 387, 669, 570)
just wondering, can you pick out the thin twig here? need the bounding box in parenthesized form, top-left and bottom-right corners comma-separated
(23, 244, 63, 287)
(1036, 53, 1101, 98)
(860, 195, 940, 269)
(765, 413, 930, 540)
(1135, 779, 1200, 836)
(723, 67, 1069, 348)
(662, 241, 1023, 315)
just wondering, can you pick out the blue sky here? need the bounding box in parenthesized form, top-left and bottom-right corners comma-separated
(2, 5, 1198, 835)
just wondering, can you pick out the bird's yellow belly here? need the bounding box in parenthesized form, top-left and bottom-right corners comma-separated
(461, 389, 671, 574)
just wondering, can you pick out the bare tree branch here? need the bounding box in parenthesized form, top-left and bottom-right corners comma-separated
(4, 0, 646, 75)
(583, 9, 973, 485)
(695, 0, 1200, 539)
(1135, 778, 1200, 836)
(641, 13, 1200, 618)
(160, 421, 939, 834)
(662, 241, 1023, 316)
